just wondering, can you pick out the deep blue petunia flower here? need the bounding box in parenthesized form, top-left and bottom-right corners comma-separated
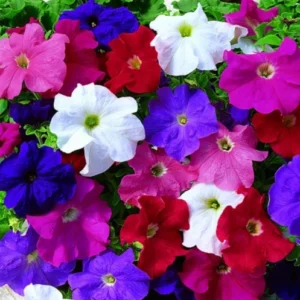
(0, 141, 76, 217)
(59, 0, 139, 48)
(0, 228, 75, 295)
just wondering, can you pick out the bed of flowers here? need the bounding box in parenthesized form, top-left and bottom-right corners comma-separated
(0, 0, 299, 299)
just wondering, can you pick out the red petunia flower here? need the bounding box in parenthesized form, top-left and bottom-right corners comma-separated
(105, 26, 161, 94)
(120, 196, 189, 278)
(217, 187, 294, 273)
(252, 107, 300, 158)
(61, 150, 86, 173)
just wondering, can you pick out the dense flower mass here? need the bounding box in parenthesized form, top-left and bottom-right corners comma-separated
(0, 0, 298, 299)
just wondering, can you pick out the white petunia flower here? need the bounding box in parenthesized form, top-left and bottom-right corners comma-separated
(181, 183, 244, 256)
(150, 3, 248, 76)
(50, 83, 145, 177)
(24, 284, 66, 300)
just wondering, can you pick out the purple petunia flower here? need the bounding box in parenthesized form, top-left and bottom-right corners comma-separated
(68, 249, 150, 300)
(143, 84, 218, 161)
(0, 228, 75, 295)
(0, 141, 76, 217)
(59, 0, 138, 48)
(269, 155, 300, 236)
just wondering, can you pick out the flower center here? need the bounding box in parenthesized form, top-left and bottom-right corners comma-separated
(217, 136, 234, 152)
(27, 251, 38, 263)
(257, 63, 275, 79)
(84, 114, 99, 131)
(282, 114, 296, 128)
(216, 263, 231, 274)
(147, 223, 159, 238)
(246, 219, 263, 236)
(128, 55, 142, 70)
(88, 16, 98, 28)
(177, 115, 188, 125)
(206, 198, 220, 210)
(62, 208, 79, 223)
(15, 53, 29, 69)
(178, 23, 193, 37)
(151, 162, 167, 177)
(102, 274, 116, 286)
(26, 171, 37, 183)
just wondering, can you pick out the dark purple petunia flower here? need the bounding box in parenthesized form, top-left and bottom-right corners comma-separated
(0, 228, 75, 295)
(69, 249, 150, 300)
(268, 155, 300, 236)
(0, 141, 76, 217)
(9, 100, 55, 126)
(143, 84, 218, 161)
(59, 0, 139, 48)
(151, 266, 195, 300)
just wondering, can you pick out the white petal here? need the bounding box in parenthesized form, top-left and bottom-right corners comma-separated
(24, 284, 63, 300)
(0, 285, 23, 300)
(80, 142, 114, 177)
(53, 93, 72, 111)
(150, 15, 183, 33)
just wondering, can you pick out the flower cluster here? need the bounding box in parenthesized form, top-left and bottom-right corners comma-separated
(0, 0, 298, 299)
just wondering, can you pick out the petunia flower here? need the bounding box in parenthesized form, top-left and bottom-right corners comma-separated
(181, 183, 244, 256)
(150, 4, 246, 76)
(59, 0, 138, 48)
(143, 84, 218, 162)
(105, 26, 161, 94)
(55, 20, 105, 96)
(219, 38, 300, 114)
(61, 150, 86, 174)
(217, 188, 294, 273)
(191, 123, 268, 191)
(118, 142, 197, 207)
(0, 141, 76, 217)
(268, 155, 300, 237)
(0, 123, 21, 157)
(252, 107, 300, 158)
(225, 0, 278, 36)
(50, 83, 145, 177)
(0, 23, 68, 99)
(68, 249, 150, 300)
(27, 175, 111, 267)
(120, 196, 189, 278)
(0, 228, 74, 295)
(24, 284, 66, 300)
(179, 248, 265, 300)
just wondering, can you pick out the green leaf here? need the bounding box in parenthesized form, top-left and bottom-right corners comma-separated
(172, 0, 198, 12)
(286, 245, 300, 261)
(0, 99, 8, 115)
(255, 34, 282, 46)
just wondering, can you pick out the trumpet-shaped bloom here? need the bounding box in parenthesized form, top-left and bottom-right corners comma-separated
(181, 183, 244, 256)
(219, 38, 300, 114)
(191, 123, 267, 191)
(0, 23, 68, 99)
(50, 83, 145, 177)
(150, 4, 246, 76)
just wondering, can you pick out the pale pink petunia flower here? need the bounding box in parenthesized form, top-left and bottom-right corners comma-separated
(191, 123, 268, 191)
(0, 23, 68, 99)
(27, 175, 111, 267)
(118, 142, 197, 207)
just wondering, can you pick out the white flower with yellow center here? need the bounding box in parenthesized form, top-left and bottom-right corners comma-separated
(150, 3, 249, 76)
(181, 183, 244, 256)
(50, 83, 145, 177)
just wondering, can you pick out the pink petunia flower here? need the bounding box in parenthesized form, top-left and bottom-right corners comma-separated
(225, 0, 278, 36)
(27, 175, 111, 267)
(0, 23, 68, 99)
(191, 123, 268, 191)
(179, 248, 265, 300)
(118, 142, 197, 207)
(55, 20, 105, 96)
(0, 122, 21, 157)
(219, 38, 300, 114)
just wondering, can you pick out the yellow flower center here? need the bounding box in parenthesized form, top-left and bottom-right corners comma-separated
(282, 114, 296, 128)
(246, 219, 263, 236)
(216, 263, 231, 274)
(257, 63, 275, 79)
(128, 55, 142, 70)
(15, 53, 29, 69)
(147, 223, 159, 238)
(84, 114, 99, 131)
(206, 198, 220, 210)
(178, 23, 193, 37)
(217, 136, 234, 152)
(177, 115, 188, 125)
(27, 251, 38, 263)
(102, 274, 116, 286)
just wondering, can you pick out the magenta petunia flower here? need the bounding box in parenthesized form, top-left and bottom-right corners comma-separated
(225, 0, 278, 36)
(27, 175, 111, 267)
(0, 122, 21, 157)
(191, 123, 268, 191)
(0, 23, 68, 99)
(179, 248, 265, 300)
(219, 38, 300, 114)
(55, 20, 105, 96)
(118, 142, 197, 207)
